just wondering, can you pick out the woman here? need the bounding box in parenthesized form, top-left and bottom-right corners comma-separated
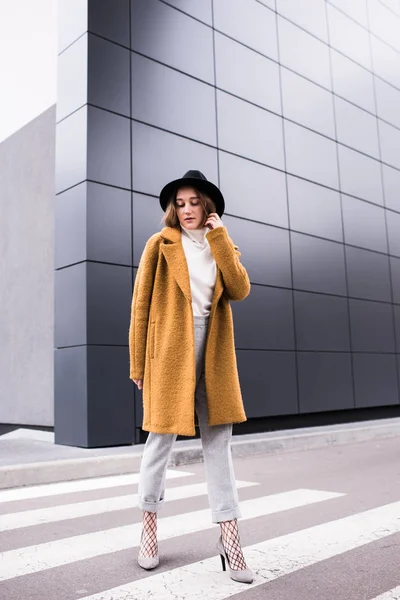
(129, 170, 253, 584)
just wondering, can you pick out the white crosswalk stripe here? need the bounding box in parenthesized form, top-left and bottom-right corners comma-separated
(76, 499, 400, 600)
(0, 488, 342, 581)
(0, 480, 257, 531)
(0, 469, 191, 503)
(371, 588, 400, 600)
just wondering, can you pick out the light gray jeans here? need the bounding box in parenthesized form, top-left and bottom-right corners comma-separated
(138, 315, 241, 523)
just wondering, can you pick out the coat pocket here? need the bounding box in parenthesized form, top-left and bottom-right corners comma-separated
(149, 322, 156, 359)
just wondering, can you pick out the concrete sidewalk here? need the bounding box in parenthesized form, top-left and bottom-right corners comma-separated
(1, 417, 400, 490)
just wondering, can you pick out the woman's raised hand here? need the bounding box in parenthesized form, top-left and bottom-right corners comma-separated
(205, 213, 224, 230)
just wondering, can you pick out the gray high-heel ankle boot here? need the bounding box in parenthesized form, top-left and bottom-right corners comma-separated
(217, 536, 253, 584)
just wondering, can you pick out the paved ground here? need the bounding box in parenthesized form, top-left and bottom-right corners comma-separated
(1, 437, 400, 600)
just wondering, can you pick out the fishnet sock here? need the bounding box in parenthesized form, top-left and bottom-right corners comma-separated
(138, 511, 158, 558)
(220, 519, 247, 571)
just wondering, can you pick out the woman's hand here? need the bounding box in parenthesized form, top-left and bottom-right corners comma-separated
(205, 213, 224, 230)
(133, 379, 143, 390)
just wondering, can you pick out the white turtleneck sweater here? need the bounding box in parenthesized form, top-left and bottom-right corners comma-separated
(180, 225, 217, 316)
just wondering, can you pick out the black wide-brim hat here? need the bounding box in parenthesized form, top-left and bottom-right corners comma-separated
(159, 170, 225, 217)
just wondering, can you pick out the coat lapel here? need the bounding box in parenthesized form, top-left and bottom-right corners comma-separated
(161, 227, 192, 304)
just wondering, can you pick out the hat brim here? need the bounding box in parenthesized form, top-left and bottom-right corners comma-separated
(159, 177, 225, 217)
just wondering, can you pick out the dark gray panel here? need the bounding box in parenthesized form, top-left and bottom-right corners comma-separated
(131, 0, 214, 83)
(353, 353, 399, 407)
(55, 263, 87, 348)
(55, 182, 132, 269)
(284, 120, 339, 189)
(131, 53, 216, 145)
(346, 246, 392, 302)
(375, 77, 400, 130)
(88, 0, 130, 46)
(327, 4, 371, 70)
(54, 347, 88, 447)
(222, 215, 292, 288)
(214, 0, 278, 60)
(55, 106, 87, 194)
(287, 175, 343, 242)
(294, 292, 350, 351)
(218, 151, 288, 228)
(132, 121, 218, 197)
(133, 193, 163, 265)
(87, 262, 132, 345)
(330, 49, 375, 113)
(214, 33, 281, 114)
(281, 68, 335, 138)
(58, 0, 87, 54)
(217, 90, 284, 169)
(349, 299, 396, 352)
(232, 285, 295, 350)
(236, 350, 298, 418)
(87, 183, 132, 265)
(379, 120, 400, 170)
(338, 145, 384, 205)
(161, 0, 212, 24)
(276, 0, 328, 41)
(342, 195, 388, 253)
(382, 164, 400, 213)
(387, 210, 400, 257)
(88, 34, 130, 117)
(55, 183, 87, 269)
(87, 106, 131, 189)
(335, 97, 380, 159)
(291, 232, 347, 296)
(57, 35, 87, 123)
(390, 257, 400, 304)
(278, 17, 331, 88)
(87, 346, 134, 446)
(371, 36, 400, 90)
(297, 352, 354, 413)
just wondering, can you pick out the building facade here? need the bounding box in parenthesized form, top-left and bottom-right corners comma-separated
(2, 0, 400, 447)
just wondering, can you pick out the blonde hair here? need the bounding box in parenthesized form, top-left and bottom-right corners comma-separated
(162, 188, 217, 228)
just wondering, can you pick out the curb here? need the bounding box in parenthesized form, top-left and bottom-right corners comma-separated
(1, 418, 400, 490)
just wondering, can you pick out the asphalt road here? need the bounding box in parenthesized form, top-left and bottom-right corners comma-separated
(1, 437, 400, 600)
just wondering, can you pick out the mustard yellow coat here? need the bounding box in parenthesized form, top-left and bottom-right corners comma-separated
(128, 225, 251, 436)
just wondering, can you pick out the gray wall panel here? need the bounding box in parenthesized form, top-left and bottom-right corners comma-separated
(236, 350, 298, 417)
(353, 354, 399, 407)
(223, 215, 292, 288)
(291, 232, 347, 296)
(349, 299, 396, 352)
(0, 107, 55, 426)
(294, 292, 351, 351)
(297, 352, 354, 413)
(131, 0, 214, 83)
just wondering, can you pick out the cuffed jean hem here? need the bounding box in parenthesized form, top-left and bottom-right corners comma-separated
(212, 505, 242, 524)
(137, 498, 163, 513)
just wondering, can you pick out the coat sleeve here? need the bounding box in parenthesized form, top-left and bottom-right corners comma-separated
(206, 226, 251, 301)
(129, 235, 160, 380)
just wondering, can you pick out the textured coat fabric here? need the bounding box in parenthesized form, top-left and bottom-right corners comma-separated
(129, 225, 251, 436)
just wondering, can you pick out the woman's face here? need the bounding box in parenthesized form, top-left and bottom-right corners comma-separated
(175, 186, 206, 230)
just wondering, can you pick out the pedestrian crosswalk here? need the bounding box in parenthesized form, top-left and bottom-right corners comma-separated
(0, 468, 399, 600)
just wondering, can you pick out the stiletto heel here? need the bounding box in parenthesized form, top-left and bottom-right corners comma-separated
(220, 553, 226, 571)
(217, 536, 253, 584)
